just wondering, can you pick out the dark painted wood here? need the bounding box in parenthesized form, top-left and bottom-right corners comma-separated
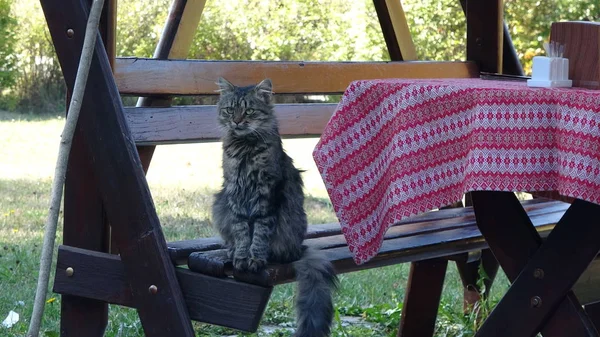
(372, 0, 403, 61)
(186, 202, 565, 287)
(187, 250, 230, 278)
(40, 0, 194, 335)
(54, 245, 273, 332)
(459, 0, 523, 75)
(501, 22, 524, 75)
(170, 199, 568, 265)
(398, 259, 447, 337)
(50, 0, 114, 335)
(465, 0, 503, 73)
(472, 192, 599, 337)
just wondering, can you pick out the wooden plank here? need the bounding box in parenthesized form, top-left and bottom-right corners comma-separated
(136, 0, 207, 173)
(54, 245, 272, 332)
(114, 58, 479, 96)
(40, 0, 194, 335)
(465, 0, 503, 73)
(472, 191, 599, 337)
(373, 0, 417, 61)
(125, 103, 337, 144)
(398, 259, 447, 337)
(169, 199, 567, 264)
(48, 0, 115, 335)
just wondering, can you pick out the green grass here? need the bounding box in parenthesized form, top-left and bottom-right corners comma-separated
(0, 112, 510, 336)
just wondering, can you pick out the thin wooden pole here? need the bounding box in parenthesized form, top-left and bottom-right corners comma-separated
(28, 0, 105, 335)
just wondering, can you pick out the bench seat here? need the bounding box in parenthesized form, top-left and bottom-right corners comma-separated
(175, 198, 568, 286)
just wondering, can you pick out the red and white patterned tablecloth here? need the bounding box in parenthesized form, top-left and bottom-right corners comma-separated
(312, 78, 600, 265)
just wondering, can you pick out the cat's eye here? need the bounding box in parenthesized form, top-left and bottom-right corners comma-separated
(245, 108, 255, 115)
(222, 107, 234, 115)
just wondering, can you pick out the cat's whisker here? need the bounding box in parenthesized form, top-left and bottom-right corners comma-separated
(249, 126, 268, 143)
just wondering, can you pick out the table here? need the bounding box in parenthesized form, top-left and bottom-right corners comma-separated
(313, 78, 600, 336)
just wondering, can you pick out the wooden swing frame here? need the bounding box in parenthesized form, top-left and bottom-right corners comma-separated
(38, 0, 536, 336)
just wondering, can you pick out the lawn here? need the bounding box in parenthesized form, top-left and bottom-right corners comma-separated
(0, 111, 510, 337)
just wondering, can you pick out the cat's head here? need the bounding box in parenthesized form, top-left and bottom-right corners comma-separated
(216, 77, 275, 136)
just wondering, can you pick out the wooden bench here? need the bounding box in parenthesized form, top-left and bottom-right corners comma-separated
(55, 198, 572, 333)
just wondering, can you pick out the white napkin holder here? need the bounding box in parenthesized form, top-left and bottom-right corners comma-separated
(527, 56, 572, 88)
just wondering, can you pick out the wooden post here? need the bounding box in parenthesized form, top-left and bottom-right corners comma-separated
(398, 259, 447, 337)
(58, 0, 115, 335)
(460, 0, 522, 75)
(373, 0, 417, 61)
(465, 0, 503, 73)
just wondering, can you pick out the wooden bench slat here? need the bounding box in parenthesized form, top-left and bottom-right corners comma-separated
(54, 245, 272, 333)
(125, 103, 337, 145)
(115, 58, 479, 96)
(167, 199, 567, 264)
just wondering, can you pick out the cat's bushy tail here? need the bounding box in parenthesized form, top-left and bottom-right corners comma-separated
(293, 246, 338, 337)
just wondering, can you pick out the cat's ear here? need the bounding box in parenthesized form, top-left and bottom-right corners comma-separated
(254, 78, 273, 103)
(216, 77, 235, 94)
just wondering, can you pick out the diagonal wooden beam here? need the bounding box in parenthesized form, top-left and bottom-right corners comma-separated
(40, 0, 194, 335)
(472, 192, 600, 337)
(373, 0, 417, 61)
(136, 0, 206, 174)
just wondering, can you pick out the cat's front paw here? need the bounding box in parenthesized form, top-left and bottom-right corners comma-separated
(247, 257, 267, 273)
(233, 256, 250, 271)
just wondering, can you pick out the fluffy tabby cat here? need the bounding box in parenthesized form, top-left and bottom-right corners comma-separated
(212, 77, 338, 337)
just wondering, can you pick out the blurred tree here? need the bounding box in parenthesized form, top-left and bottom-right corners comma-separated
(11, 0, 65, 113)
(0, 0, 17, 92)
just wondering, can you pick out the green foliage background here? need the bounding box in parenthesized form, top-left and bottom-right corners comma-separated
(1, 0, 598, 114)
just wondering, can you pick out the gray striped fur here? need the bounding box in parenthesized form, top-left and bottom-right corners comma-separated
(211, 78, 338, 336)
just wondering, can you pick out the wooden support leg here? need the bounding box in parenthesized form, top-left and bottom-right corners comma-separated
(398, 259, 447, 337)
(59, 0, 115, 335)
(456, 249, 498, 312)
(60, 134, 109, 337)
(472, 191, 600, 337)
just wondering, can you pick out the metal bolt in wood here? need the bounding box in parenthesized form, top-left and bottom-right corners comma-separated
(533, 268, 544, 279)
(530, 296, 542, 308)
(149, 285, 158, 295)
(66, 29, 75, 38)
(65, 267, 74, 277)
